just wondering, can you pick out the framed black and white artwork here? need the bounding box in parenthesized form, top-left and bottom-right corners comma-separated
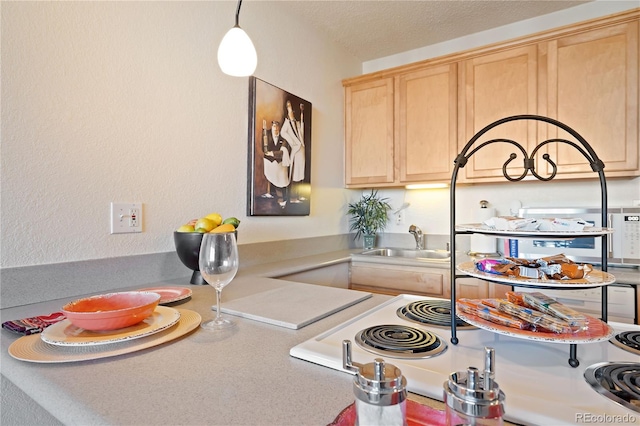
(247, 77, 311, 216)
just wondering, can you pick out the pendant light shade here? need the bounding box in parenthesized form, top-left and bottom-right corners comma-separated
(217, 0, 257, 77)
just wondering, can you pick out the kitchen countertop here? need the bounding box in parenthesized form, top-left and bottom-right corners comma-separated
(1, 249, 442, 426)
(1, 248, 636, 425)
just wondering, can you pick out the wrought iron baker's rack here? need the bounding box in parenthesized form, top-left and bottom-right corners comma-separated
(449, 114, 610, 368)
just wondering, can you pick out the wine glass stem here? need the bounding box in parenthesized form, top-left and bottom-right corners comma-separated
(215, 288, 223, 321)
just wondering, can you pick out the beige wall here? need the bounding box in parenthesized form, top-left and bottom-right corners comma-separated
(1, 1, 361, 268)
(2, 1, 638, 269)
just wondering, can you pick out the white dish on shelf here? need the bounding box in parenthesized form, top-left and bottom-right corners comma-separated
(456, 310, 615, 344)
(455, 223, 614, 238)
(456, 261, 616, 288)
(40, 306, 181, 347)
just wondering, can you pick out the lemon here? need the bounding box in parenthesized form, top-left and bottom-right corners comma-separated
(194, 217, 215, 232)
(222, 217, 241, 229)
(209, 223, 236, 233)
(204, 213, 223, 227)
(176, 224, 195, 233)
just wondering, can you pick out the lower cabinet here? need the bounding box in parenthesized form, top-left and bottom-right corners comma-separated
(350, 262, 451, 297)
(455, 278, 512, 299)
(276, 263, 350, 289)
(350, 262, 511, 299)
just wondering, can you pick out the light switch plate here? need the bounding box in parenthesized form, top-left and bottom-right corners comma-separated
(110, 202, 143, 234)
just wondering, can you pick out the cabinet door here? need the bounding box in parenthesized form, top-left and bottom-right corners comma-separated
(345, 78, 395, 186)
(455, 278, 489, 299)
(350, 262, 450, 298)
(455, 278, 512, 299)
(542, 21, 639, 177)
(397, 63, 458, 182)
(459, 46, 539, 181)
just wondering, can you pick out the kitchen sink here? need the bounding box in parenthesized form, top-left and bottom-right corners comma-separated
(359, 247, 451, 261)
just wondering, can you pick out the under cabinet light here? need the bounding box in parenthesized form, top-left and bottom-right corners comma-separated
(405, 183, 449, 189)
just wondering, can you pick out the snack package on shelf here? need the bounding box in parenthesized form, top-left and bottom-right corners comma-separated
(494, 299, 578, 334)
(561, 263, 592, 279)
(516, 266, 545, 279)
(520, 292, 589, 329)
(475, 259, 513, 275)
(474, 254, 593, 281)
(457, 299, 531, 330)
(505, 291, 526, 306)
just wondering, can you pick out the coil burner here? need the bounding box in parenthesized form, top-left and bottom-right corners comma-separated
(354, 324, 447, 359)
(584, 362, 640, 414)
(396, 299, 474, 329)
(610, 331, 640, 356)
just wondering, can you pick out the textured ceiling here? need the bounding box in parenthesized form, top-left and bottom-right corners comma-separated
(280, 1, 592, 61)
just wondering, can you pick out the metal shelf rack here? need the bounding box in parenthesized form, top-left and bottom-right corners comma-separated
(448, 114, 610, 368)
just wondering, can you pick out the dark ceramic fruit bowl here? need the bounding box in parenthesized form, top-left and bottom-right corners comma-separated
(173, 231, 238, 285)
(174, 231, 207, 285)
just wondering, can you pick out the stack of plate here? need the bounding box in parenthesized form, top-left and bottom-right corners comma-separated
(8, 287, 200, 363)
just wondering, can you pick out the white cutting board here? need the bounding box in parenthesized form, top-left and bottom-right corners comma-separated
(217, 283, 371, 329)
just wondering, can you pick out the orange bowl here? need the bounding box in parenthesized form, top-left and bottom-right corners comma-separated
(61, 291, 161, 331)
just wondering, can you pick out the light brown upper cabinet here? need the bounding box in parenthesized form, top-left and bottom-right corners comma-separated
(540, 20, 639, 178)
(458, 46, 539, 182)
(344, 63, 458, 188)
(344, 78, 395, 186)
(397, 64, 458, 183)
(343, 9, 639, 188)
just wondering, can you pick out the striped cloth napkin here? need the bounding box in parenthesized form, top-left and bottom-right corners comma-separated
(2, 312, 66, 335)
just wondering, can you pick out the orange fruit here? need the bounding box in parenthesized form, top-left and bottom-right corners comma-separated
(209, 223, 236, 233)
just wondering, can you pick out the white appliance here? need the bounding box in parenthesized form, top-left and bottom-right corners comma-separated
(509, 206, 639, 324)
(290, 295, 640, 425)
(515, 206, 640, 267)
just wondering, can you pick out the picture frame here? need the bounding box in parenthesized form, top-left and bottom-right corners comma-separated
(247, 77, 312, 216)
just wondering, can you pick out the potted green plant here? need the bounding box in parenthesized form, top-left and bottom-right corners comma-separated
(347, 190, 391, 249)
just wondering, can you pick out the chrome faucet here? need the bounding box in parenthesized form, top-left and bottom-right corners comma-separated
(408, 225, 424, 250)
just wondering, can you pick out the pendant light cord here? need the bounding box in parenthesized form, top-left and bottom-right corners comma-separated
(235, 0, 243, 28)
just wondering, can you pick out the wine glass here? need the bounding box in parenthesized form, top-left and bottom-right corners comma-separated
(198, 232, 239, 330)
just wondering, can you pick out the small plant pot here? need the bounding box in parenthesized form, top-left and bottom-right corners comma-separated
(363, 234, 376, 249)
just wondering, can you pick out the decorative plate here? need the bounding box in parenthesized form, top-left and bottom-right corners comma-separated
(456, 261, 615, 288)
(40, 306, 181, 346)
(329, 399, 447, 426)
(456, 310, 615, 344)
(137, 286, 192, 305)
(9, 309, 201, 363)
(455, 223, 614, 238)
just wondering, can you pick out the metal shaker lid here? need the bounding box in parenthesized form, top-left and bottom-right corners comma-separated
(354, 358, 407, 406)
(443, 347, 505, 419)
(342, 340, 407, 407)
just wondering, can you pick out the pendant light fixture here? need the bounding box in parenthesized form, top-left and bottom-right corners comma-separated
(217, 0, 257, 77)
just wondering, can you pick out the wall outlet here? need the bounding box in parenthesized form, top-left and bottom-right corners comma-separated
(110, 202, 143, 234)
(395, 210, 405, 225)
